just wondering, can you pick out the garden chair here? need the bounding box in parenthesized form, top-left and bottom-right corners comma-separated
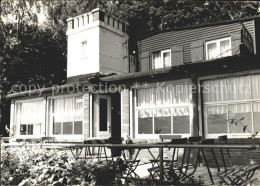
(216, 135, 259, 185)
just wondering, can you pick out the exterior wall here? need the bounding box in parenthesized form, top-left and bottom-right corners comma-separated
(121, 89, 130, 139)
(66, 9, 129, 78)
(83, 93, 90, 140)
(138, 20, 255, 70)
(99, 22, 129, 75)
(67, 23, 100, 77)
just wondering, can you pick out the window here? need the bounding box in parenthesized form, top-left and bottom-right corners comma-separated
(51, 96, 83, 135)
(203, 75, 260, 137)
(152, 49, 171, 69)
(16, 99, 44, 136)
(135, 82, 191, 137)
(206, 37, 231, 60)
(82, 41, 88, 58)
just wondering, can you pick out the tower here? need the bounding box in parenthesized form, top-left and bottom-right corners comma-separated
(66, 8, 131, 80)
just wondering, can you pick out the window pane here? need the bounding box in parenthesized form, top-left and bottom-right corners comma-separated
(173, 116, 190, 134)
(99, 98, 108, 131)
(63, 122, 73, 134)
(33, 123, 41, 135)
(252, 75, 260, 99)
(206, 105, 228, 134)
(74, 121, 83, 134)
(152, 52, 161, 69)
(138, 118, 153, 134)
(20, 100, 44, 124)
(154, 109, 171, 134)
(163, 51, 171, 67)
(203, 79, 227, 102)
(172, 107, 190, 134)
(20, 125, 27, 135)
(28, 125, 33, 135)
(220, 39, 231, 57)
(228, 104, 252, 133)
(253, 103, 260, 133)
(138, 110, 153, 134)
(53, 122, 62, 135)
(227, 76, 251, 101)
(207, 42, 217, 60)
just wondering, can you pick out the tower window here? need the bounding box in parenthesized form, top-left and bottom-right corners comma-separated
(82, 41, 88, 58)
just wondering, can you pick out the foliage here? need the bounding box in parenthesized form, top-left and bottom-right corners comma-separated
(228, 114, 258, 140)
(0, 144, 127, 185)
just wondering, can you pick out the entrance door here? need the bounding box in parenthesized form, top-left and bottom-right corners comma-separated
(94, 94, 111, 139)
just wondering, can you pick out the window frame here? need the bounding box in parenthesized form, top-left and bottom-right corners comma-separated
(15, 98, 45, 138)
(134, 81, 192, 139)
(152, 49, 171, 70)
(205, 37, 232, 60)
(49, 94, 84, 137)
(202, 75, 260, 138)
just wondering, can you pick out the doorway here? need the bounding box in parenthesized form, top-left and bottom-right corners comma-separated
(94, 94, 111, 139)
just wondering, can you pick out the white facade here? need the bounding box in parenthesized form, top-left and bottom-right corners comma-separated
(66, 8, 129, 78)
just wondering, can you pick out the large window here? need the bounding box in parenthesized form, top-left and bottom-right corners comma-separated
(52, 96, 83, 135)
(206, 37, 231, 60)
(203, 75, 260, 137)
(136, 82, 191, 137)
(16, 99, 44, 136)
(152, 49, 171, 69)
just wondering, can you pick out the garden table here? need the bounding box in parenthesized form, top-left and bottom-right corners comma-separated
(4, 143, 258, 184)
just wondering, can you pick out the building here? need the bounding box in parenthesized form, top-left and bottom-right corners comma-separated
(7, 8, 260, 150)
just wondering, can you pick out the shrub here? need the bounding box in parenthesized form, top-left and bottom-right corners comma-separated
(0, 143, 127, 185)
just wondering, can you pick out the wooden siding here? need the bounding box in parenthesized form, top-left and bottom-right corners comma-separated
(138, 20, 256, 68)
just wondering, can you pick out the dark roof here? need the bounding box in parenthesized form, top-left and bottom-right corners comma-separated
(140, 15, 260, 40)
(100, 54, 259, 82)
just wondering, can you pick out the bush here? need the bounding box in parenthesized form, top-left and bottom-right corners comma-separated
(0, 143, 127, 185)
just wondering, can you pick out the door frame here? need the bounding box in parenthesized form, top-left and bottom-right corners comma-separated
(94, 94, 111, 139)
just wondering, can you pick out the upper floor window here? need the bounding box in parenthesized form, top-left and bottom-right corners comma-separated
(82, 41, 88, 58)
(206, 37, 231, 60)
(152, 49, 171, 69)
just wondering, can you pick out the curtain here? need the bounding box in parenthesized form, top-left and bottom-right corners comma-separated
(207, 105, 227, 115)
(227, 76, 251, 100)
(53, 96, 83, 122)
(203, 79, 227, 102)
(153, 52, 162, 69)
(20, 100, 44, 124)
(172, 106, 190, 116)
(207, 43, 217, 59)
(163, 51, 171, 67)
(252, 75, 260, 99)
(228, 103, 251, 113)
(74, 96, 83, 121)
(137, 83, 190, 107)
(220, 39, 231, 57)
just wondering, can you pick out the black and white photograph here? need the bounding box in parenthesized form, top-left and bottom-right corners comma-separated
(0, 0, 260, 185)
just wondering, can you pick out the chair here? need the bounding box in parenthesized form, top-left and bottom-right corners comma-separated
(84, 139, 110, 162)
(216, 135, 259, 185)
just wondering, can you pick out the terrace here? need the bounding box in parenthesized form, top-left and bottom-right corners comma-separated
(1, 136, 259, 185)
